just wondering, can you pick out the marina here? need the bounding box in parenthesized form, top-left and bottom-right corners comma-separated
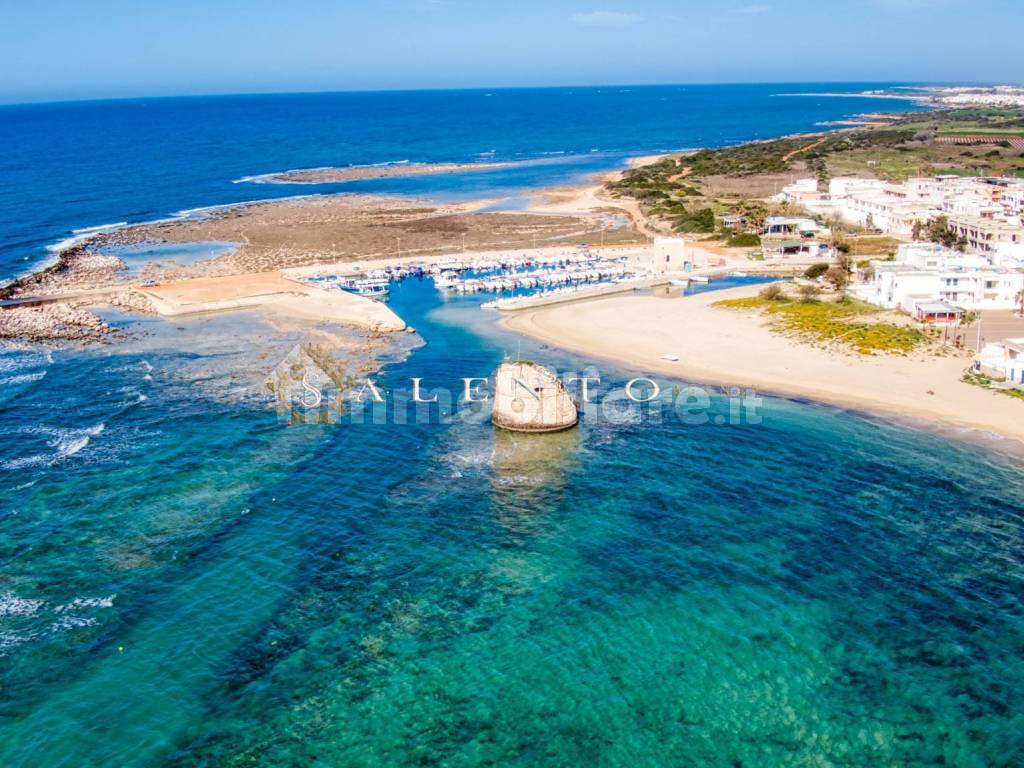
(295, 246, 654, 308)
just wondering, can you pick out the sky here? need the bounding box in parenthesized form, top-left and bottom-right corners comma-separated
(1, 0, 1022, 104)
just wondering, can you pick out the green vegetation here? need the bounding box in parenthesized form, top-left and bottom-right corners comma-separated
(714, 295, 928, 355)
(804, 263, 830, 279)
(911, 216, 968, 251)
(725, 232, 761, 247)
(962, 370, 1024, 401)
(670, 206, 716, 233)
(935, 127, 1024, 137)
(606, 108, 1024, 235)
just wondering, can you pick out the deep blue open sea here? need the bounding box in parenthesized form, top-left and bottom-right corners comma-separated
(2, 85, 1024, 767)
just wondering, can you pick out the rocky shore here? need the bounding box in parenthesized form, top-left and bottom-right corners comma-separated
(0, 302, 116, 344)
(0, 246, 127, 300)
(245, 160, 516, 184)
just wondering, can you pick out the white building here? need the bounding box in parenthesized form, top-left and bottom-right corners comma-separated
(779, 174, 1024, 244)
(856, 243, 1024, 313)
(946, 214, 1024, 253)
(833, 179, 941, 235)
(973, 339, 1024, 387)
(762, 216, 828, 237)
(774, 178, 820, 204)
(762, 239, 832, 259)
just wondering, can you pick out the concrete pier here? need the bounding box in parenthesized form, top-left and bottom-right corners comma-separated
(493, 278, 666, 312)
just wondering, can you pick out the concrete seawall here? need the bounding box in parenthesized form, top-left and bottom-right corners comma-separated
(495, 278, 668, 312)
(138, 272, 406, 332)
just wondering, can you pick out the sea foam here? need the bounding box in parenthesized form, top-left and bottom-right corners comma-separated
(0, 592, 43, 617)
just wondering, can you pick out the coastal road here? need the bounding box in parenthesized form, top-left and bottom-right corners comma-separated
(971, 310, 1024, 350)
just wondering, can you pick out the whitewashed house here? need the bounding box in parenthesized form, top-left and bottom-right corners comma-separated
(762, 216, 828, 237)
(973, 339, 1024, 387)
(784, 174, 1024, 242)
(856, 243, 1024, 312)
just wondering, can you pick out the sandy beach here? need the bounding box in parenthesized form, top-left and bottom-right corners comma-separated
(502, 284, 1024, 444)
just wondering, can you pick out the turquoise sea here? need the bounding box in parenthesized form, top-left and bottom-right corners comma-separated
(2, 86, 1024, 767)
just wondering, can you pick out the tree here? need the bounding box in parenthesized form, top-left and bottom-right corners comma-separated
(824, 266, 849, 292)
(737, 200, 768, 231)
(804, 262, 830, 279)
(726, 233, 761, 247)
(829, 227, 850, 254)
(916, 215, 967, 251)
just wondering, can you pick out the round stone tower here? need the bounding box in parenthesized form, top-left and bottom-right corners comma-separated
(491, 361, 578, 433)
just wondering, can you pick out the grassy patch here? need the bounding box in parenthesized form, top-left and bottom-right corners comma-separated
(714, 296, 928, 355)
(849, 236, 902, 257)
(725, 232, 761, 247)
(961, 370, 1024, 400)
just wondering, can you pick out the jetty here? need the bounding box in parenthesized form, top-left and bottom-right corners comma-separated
(486, 276, 664, 312)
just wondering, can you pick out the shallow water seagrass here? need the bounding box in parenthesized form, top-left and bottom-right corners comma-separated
(2, 88, 1020, 767)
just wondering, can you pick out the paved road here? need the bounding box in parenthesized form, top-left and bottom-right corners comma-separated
(966, 310, 1024, 351)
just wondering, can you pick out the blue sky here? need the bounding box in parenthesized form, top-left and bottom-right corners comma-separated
(1, 0, 1021, 103)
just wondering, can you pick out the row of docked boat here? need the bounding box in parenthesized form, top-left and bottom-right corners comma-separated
(305, 274, 392, 299)
(427, 247, 611, 278)
(297, 247, 640, 303)
(437, 262, 630, 294)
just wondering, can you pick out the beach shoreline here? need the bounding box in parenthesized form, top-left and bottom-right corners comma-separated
(500, 284, 1024, 448)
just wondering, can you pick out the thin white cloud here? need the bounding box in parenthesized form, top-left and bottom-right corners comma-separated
(731, 4, 770, 14)
(870, 0, 959, 8)
(571, 11, 643, 28)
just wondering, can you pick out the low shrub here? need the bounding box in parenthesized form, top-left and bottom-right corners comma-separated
(804, 263, 830, 279)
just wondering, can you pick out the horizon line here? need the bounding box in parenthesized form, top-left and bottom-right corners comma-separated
(0, 78, 984, 109)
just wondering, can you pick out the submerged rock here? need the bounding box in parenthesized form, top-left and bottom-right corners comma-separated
(491, 361, 578, 433)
